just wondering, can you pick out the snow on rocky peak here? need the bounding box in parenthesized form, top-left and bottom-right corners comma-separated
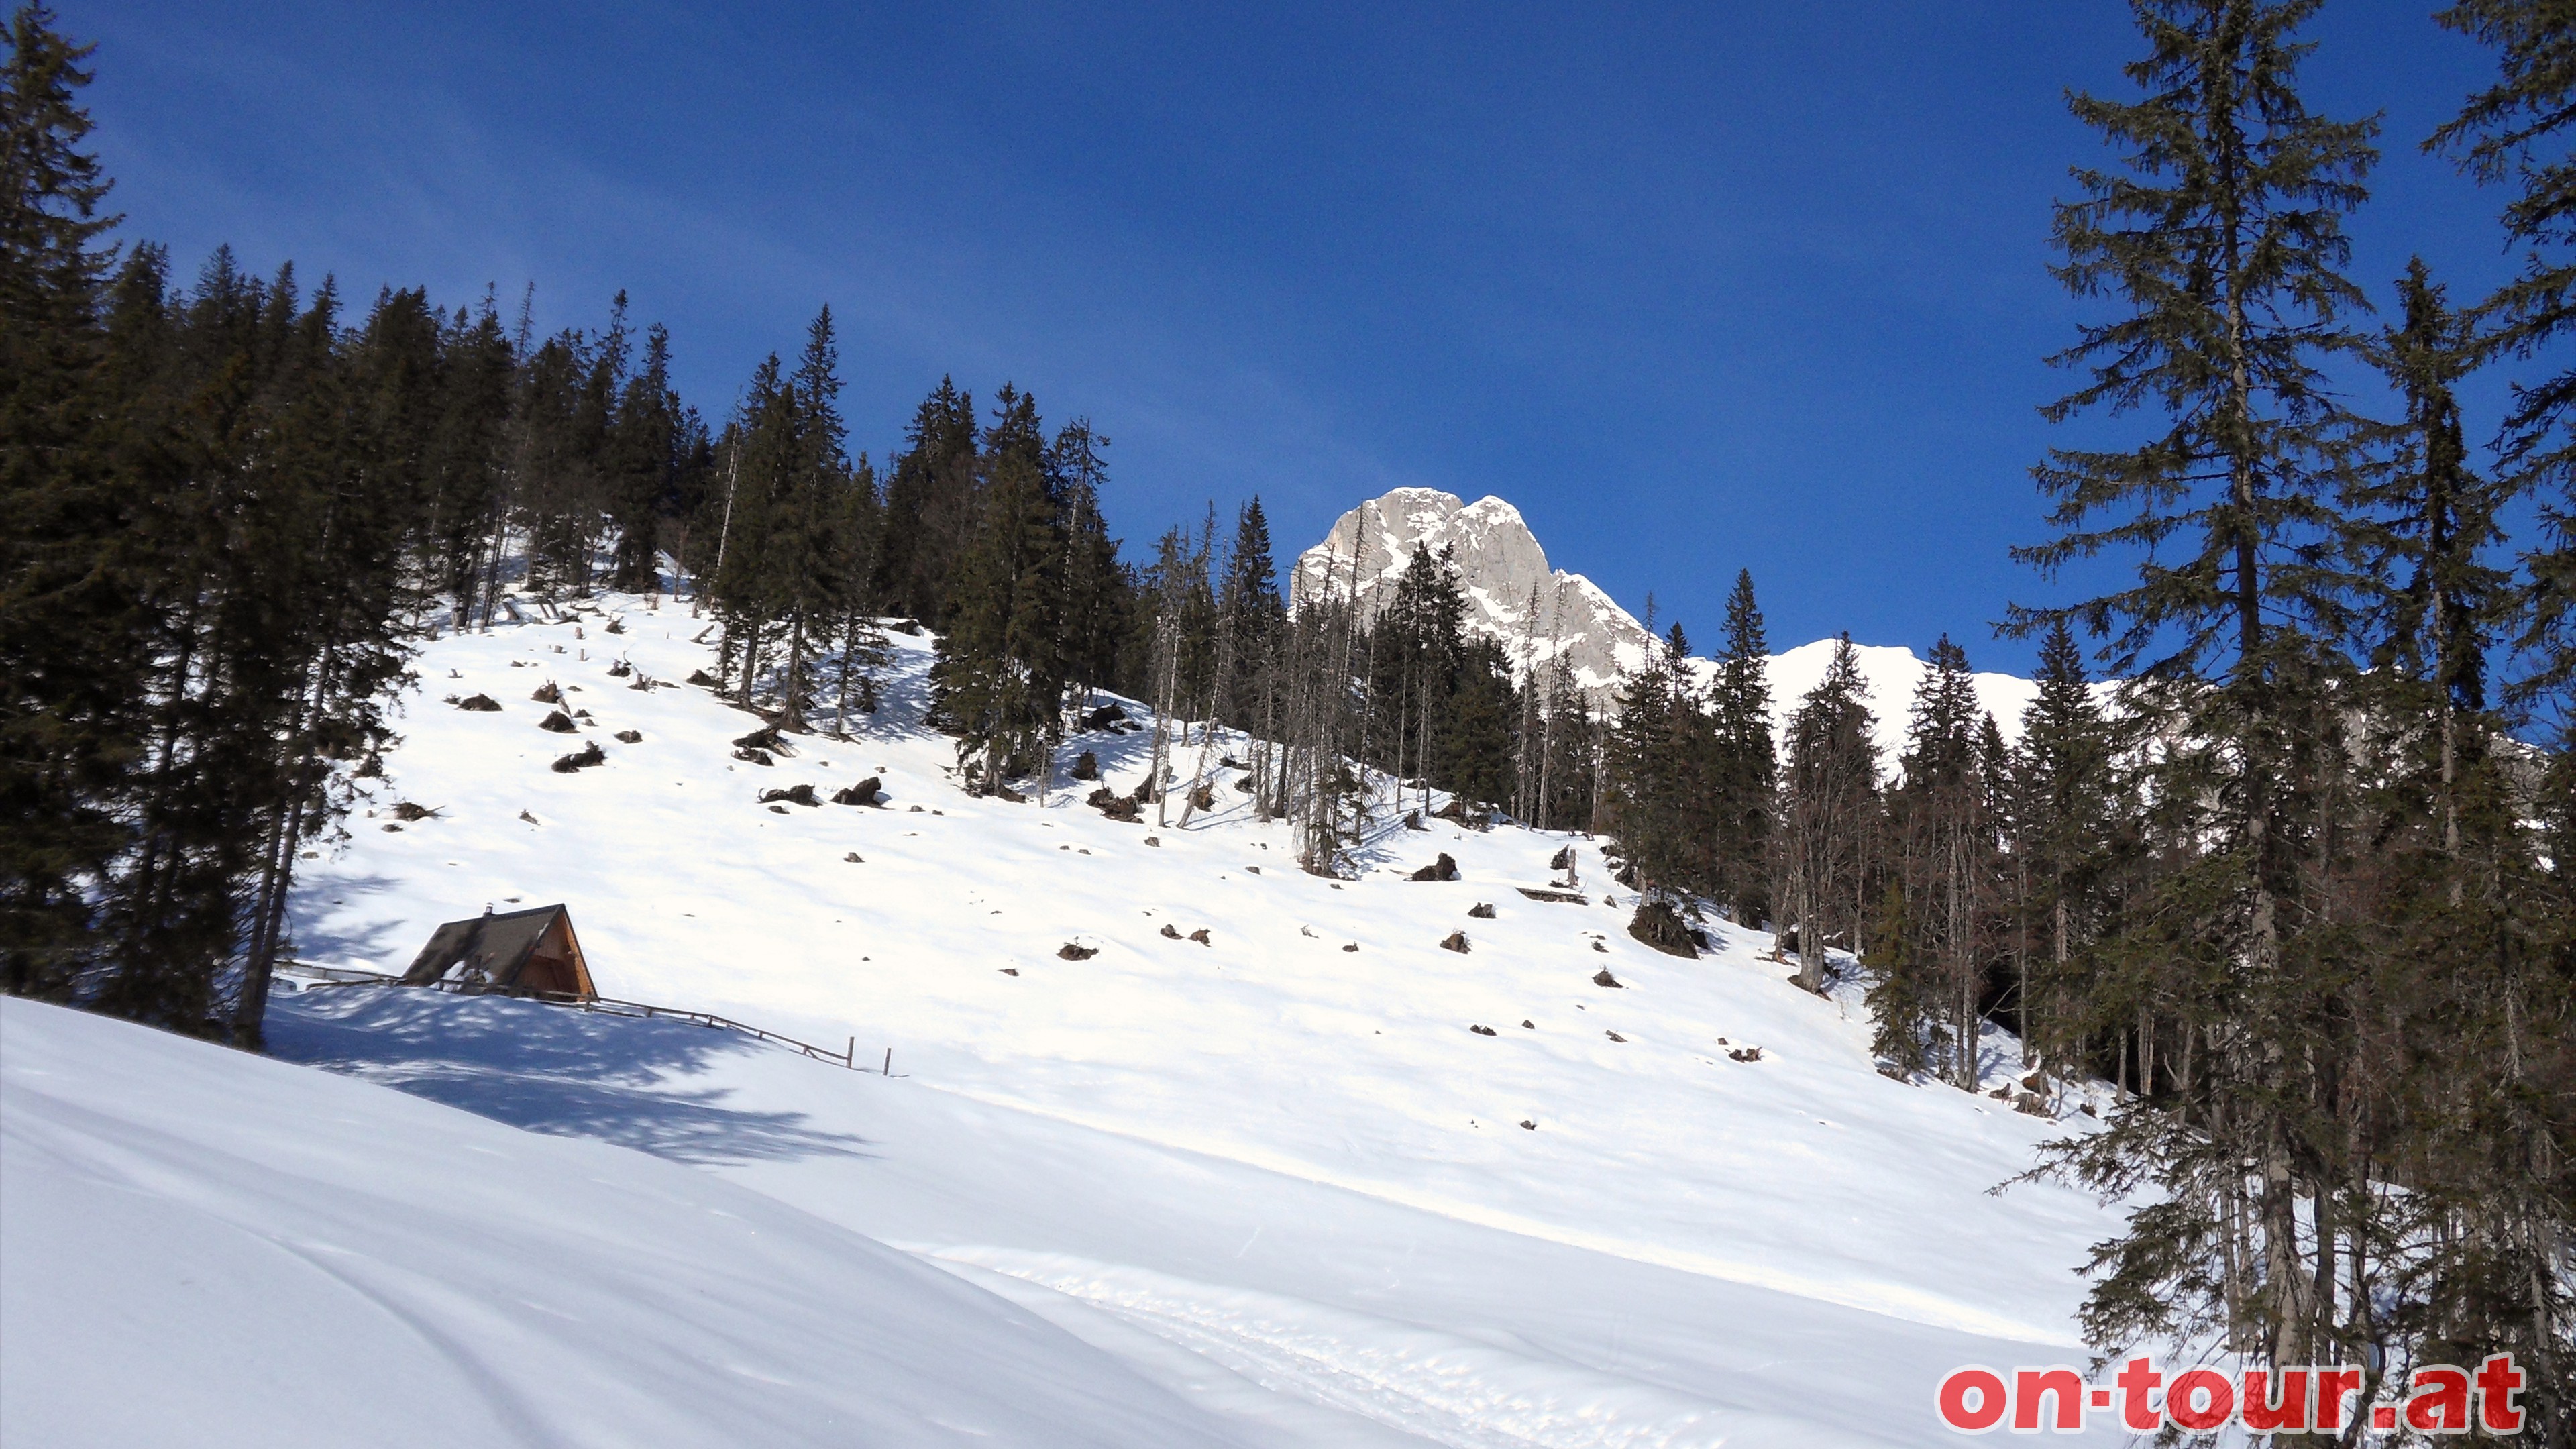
(1291, 488, 1658, 699)
(1295, 488, 2040, 753)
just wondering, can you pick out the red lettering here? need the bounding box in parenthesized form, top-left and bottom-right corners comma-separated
(2316, 1367, 2365, 1430)
(2243, 1366, 2308, 1431)
(2013, 1367, 2085, 1431)
(2168, 1368, 2235, 1431)
(2406, 1366, 2471, 1434)
(2115, 1356, 2163, 1432)
(1937, 1367, 2008, 1432)
(2477, 1354, 2526, 1432)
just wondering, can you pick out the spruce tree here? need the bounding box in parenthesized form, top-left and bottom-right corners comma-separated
(1871, 636, 1994, 1089)
(2433, 2, 2576, 731)
(1778, 635, 1881, 991)
(1049, 418, 1122, 710)
(930, 384, 1067, 794)
(1217, 496, 1283, 729)
(1437, 637, 1521, 811)
(2015, 0, 2382, 1377)
(1602, 621, 1714, 898)
(2007, 616, 2114, 1082)
(605, 322, 681, 594)
(0, 2, 131, 999)
(873, 377, 978, 623)
(1709, 570, 1777, 923)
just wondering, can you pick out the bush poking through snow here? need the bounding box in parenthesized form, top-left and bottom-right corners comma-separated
(551, 742, 606, 773)
(1079, 702, 1126, 729)
(760, 784, 820, 807)
(1467, 902, 1495, 919)
(1605, 1030, 1627, 1043)
(843, 851, 864, 863)
(1440, 930, 1470, 954)
(1549, 845, 1576, 871)
(1087, 786, 1140, 822)
(1519, 1120, 1537, 1130)
(1187, 928, 1211, 945)
(1729, 1046, 1764, 1063)
(734, 724, 790, 755)
(1432, 799, 1487, 830)
(388, 802, 440, 821)
(538, 709, 578, 733)
(1626, 899, 1699, 959)
(1593, 968, 1623, 988)
(1057, 943, 1098, 960)
(614, 729, 643, 744)
(687, 668, 722, 687)
(1070, 751, 1099, 781)
(1469, 1024, 1497, 1036)
(454, 693, 502, 711)
(735, 747, 775, 766)
(607, 659, 633, 677)
(531, 681, 563, 704)
(1409, 853, 1460, 882)
(1159, 924, 1182, 940)
(832, 777, 883, 806)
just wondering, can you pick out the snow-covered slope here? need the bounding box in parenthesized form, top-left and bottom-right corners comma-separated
(1294, 488, 2036, 750)
(1, 590, 2145, 1445)
(0, 996, 1246, 1449)
(1742, 637, 2039, 763)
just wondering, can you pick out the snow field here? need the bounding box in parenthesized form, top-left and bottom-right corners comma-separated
(0, 996, 1251, 1448)
(7, 590, 2137, 1446)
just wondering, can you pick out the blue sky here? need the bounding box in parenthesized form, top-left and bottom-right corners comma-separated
(82, 1, 2518, 670)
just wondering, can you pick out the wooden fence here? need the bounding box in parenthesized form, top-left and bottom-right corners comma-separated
(286, 963, 885, 1073)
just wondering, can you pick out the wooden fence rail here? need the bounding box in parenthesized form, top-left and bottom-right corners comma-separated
(284, 963, 879, 1072)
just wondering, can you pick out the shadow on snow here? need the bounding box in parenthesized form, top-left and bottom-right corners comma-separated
(266, 987, 872, 1167)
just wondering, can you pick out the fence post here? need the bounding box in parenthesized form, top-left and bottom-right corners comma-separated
(882, 1047, 892, 1076)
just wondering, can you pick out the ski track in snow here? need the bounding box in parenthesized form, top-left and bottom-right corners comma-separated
(930, 1248, 1894, 1449)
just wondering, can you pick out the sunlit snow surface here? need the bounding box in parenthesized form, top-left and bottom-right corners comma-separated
(5, 594, 2133, 1446)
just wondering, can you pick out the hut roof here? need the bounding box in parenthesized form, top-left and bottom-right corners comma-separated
(400, 904, 595, 998)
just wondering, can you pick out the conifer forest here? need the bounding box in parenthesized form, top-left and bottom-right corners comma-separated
(6, 1, 2576, 1438)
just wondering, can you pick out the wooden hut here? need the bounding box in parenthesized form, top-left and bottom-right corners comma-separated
(400, 904, 596, 998)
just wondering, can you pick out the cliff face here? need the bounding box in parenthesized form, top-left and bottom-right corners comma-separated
(1294, 488, 2044, 751)
(1289, 488, 1656, 700)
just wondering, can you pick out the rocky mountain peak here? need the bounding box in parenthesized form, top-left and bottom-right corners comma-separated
(1290, 488, 1656, 700)
(1294, 488, 2042, 751)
